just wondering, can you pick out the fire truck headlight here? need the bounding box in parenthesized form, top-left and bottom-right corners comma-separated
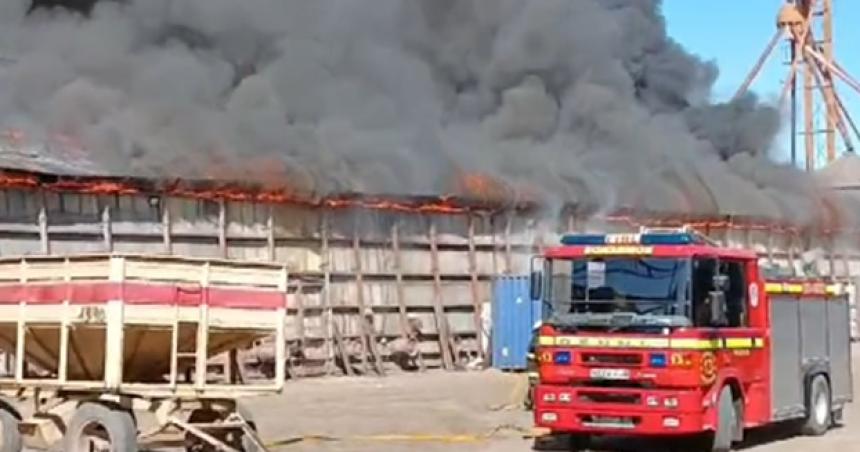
(553, 351, 572, 365)
(558, 392, 572, 403)
(541, 412, 559, 423)
(664, 397, 679, 408)
(646, 396, 660, 407)
(663, 417, 680, 428)
(648, 353, 667, 368)
(542, 393, 557, 403)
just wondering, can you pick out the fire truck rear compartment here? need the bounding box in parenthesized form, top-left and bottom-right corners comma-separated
(770, 292, 854, 421)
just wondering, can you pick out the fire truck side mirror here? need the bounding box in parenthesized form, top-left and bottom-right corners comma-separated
(708, 291, 727, 326)
(530, 271, 543, 300)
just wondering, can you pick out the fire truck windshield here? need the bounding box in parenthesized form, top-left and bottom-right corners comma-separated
(545, 257, 691, 329)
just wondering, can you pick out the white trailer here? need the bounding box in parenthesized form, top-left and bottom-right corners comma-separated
(0, 253, 288, 451)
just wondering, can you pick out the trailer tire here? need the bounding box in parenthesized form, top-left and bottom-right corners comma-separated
(801, 374, 832, 436)
(712, 386, 737, 452)
(0, 406, 22, 452)
(236, 404, 261, 452)
(64, 403, 137, 452)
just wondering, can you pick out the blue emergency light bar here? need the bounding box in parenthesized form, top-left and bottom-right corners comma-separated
(560, 232, 702, 246)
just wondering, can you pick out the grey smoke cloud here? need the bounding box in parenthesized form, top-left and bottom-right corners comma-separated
(0, 0, 834, 224)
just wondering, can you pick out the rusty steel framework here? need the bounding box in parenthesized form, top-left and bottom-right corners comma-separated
(735, 0, 860, 171)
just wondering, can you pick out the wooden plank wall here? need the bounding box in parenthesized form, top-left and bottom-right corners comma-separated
(0, 187, 851, 376)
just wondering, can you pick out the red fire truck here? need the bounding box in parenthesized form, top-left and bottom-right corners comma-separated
(529, 227, 853, 451)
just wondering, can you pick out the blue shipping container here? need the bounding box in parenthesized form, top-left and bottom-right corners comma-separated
(492, 276, 543, 370)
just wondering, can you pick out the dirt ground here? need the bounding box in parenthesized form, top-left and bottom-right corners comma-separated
(241, 344, 860, 452)
(21, 346, 860, 451)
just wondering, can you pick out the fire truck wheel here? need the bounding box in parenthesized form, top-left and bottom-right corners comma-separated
(531, 433, 590, 451)
(0, 406, 22, 452)
(801, 374, 832, 436)
(712, 387, 737, 452)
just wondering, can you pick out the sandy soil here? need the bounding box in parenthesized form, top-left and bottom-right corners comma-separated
(22, 345, 860, 451)
(242, 345, 860, 452)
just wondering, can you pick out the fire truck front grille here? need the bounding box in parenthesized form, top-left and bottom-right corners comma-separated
(578, 391, 641, 405)
(579, 414, 640, 430)
(581, 353, 642, 366)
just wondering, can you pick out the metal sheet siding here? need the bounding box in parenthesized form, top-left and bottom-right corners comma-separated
(771, 292, 854, 420)
(800, 300, 829, 362)
(491, 276, 542, 370)
(827, 298, 853, 403)
(770, 296, 804, 419)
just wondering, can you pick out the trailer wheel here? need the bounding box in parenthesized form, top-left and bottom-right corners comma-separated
(712, 386, 737, 452)
(0, 406, 22, 452)
(801, 374, 832, 436)
(185, 409, 221, 452)
(235, 404, 261, 452)
(64, 403, 137, 452)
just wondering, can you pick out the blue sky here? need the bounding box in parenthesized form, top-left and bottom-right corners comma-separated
(663, 0, 860, 167)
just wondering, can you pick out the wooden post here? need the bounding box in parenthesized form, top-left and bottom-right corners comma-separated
(788, 231, 797, 276)
(332, 322, 354, 376)
(466, 215, 484, 362)
(390, 223, 409, 340)
(267, 205, 276, 262)
(490, 215, 499, 276)
(38, 205, 49, 255)
(293, 278, 306, 371)
(828, 234, 836, 277)
(352, 225, 381, 374)
(320, 211, 335, 375)
(503, 213, 513, 275)
(217, 199, 227, 259)
(429, 219, 455, 370)
(392, 221, 425, 371)
(162, 199, 173, 255)
(102, 205, 113, 252)
(766, 228, 775, 266)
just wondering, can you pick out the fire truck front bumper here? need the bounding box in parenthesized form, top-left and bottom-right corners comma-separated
(534, 385, 707, 436)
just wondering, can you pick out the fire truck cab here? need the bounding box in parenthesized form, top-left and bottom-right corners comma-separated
(530, 227, 853, 451)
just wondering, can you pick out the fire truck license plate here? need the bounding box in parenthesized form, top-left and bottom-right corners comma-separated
(589, 368, 630, 380)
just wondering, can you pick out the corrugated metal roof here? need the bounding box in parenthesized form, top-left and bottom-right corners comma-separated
(0, 142, 105, 176)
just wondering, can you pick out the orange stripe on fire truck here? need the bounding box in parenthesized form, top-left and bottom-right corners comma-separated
(538, 336, 765, 350)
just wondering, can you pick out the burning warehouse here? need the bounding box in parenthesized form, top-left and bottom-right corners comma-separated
(0, 131, 854, 376)
(0, 0, 859, 376)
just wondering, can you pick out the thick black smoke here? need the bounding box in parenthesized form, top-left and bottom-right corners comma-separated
(0, 0, 830, 223)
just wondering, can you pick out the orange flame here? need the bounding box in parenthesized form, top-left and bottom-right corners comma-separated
(455, 171, 512, 202)
(602, 213, 801, 235)
(0, 129, 842, 230)
(0, 169, 485, 215)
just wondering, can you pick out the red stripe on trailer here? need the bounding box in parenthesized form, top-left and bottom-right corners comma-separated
(0, 282, 286, 310)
